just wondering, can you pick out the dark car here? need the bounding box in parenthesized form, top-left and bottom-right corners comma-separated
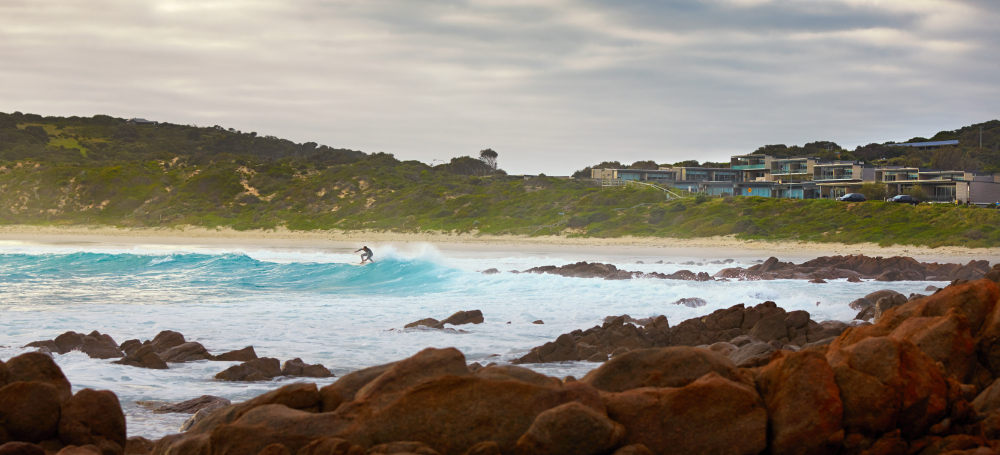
(837, 193, 866, 202)
(889, 194, 920, 205)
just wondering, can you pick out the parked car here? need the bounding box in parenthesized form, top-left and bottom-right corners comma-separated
(837, 193, 866, 202)
(888, 194, 920, 205)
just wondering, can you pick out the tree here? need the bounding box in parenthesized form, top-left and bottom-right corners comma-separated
(479, 148, 498, 171)
(628, 160, 659, 170)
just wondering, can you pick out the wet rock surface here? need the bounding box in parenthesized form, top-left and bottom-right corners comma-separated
(511, 255, 992, 282)
(514, 301, 850, 366)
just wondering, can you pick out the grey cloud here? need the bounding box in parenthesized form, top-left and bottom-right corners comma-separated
(0, 0, 996, 174)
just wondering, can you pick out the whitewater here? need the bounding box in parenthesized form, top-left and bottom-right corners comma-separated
(0, 240, 942, 438)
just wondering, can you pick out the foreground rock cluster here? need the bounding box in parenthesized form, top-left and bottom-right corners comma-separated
(10, 269, 1000, 454)
(515, 254, 992, 282)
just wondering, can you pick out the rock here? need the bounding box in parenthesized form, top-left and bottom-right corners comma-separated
(339, 375, 603, 455)
(729, 341, 776, 368)
(0, 382, 62, 442)
(367, 441, 441, 454)
(58, 389, 126, 455)
(79, 331, 123, 359)
(611, 444, 654, 455)
(319, 362, 396, 412)
(532, 320, 544, 324)
(295, 437, 363, 455)
(4, 352, 72, 401)
(462, 441, 501, 455)
(214, 358, 281, 381)
(53, 445, 102, 455)
(581, 346, 746, 392)
(756, 350, 844, 455)
(153, 395, 231, 414)
(148, 331, 185, 353)
(354, 347, 470, 406)
(671, 297, 707, 308)
(159, 342, 212, 363)
(404, 318, 442, 329)
(113, 345, 167, 370)
(124, 436, 153, 455)
(603, 373, 767, 455)
(212, 346, 257, 362)
(481, 268, 500, 274)
(281, 358, 333, 378)
(440, 310, 484, 326)
(473, 365, 562, 388)
(203, 407, 335, 455)
(0, 442, 45, 455)
(827, 336, 949, 439)
(514, 402, 624, 455)
(118, 340, 141, 357)
(521, 261, 636, 280)
(182, 382, 321, 436)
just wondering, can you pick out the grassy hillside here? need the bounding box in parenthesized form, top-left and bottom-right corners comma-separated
(2, 112, 1000, 248)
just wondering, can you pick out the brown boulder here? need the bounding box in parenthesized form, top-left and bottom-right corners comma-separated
(113, 345, 167, 370)
(184, 382, 321, 435)
(888, 312, 977, 382)
(153, 395, 231, 414)
(611, 445, 653, 455)
(319, 362, 396, 412)
(148, 331, 185, 353)
(514, 402, 624, 455)
(404, 318, 442, 329)
(0, 382, 62, 442)
(79, 331, 123, 359)
(4, 352, 72, 401)
(756, 350, 844, 455)
(826, 336, 949, 438)
(368, 441, 441, 454)
(160, 342, 212, 363)
(461, 441, 501, 455)
(54, 446, 102, 455)
(212, 346, 257, 362)
(0, 442, 45, 455)
(582, 346, 745, 392)
(728, 341, 777, 368)
(440, 310, 484, 326)
(353, 347, 470, 406)
(124, 436, 153, 455)
(473, 365, 561, 388)
(207, 420, 315, 455)
(58, 389, 126, 455)
(0, 359, 7, 388)
(281, 358, 333, 378)
(340, 375, 603, 454)
(603, 373, 767, 455)
(214, 358, 281, 381)
(296, 437, 363, 455)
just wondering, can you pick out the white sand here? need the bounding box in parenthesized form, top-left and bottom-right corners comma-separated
(0, 225, 995, 263)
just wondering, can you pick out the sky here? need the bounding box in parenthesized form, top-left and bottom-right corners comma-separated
(1, 0, 998, 175)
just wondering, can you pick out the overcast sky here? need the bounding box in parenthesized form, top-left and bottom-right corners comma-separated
(1, 1, 998, 175)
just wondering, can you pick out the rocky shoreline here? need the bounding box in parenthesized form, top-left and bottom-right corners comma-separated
(502, 254, 992, 282)
(4, 265, 1000, 453)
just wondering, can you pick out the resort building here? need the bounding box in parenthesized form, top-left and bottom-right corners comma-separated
(591, 147, 1000, 204)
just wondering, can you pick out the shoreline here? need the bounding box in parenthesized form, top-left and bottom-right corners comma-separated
(0, 224, 997, 263)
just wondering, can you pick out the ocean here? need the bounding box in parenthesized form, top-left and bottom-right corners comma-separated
(0, 240, 942, 438)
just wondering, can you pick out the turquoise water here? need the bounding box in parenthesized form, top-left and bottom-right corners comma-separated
(0, 243, 944, 438)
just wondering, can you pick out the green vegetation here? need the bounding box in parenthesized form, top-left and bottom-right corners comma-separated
(2, 111, 1000, 248)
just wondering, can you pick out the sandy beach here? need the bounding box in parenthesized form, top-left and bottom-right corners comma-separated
(0, 224, 995, 263)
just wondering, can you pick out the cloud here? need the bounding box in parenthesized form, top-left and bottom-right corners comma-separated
(0, 0, 997, 174)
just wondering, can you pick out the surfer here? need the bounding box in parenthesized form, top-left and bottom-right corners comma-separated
(354, 245, 374, 264)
